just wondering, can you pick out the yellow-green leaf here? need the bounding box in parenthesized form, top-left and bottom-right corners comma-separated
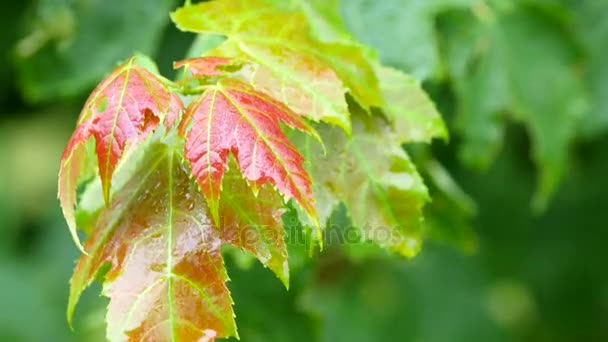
(376, 65, 448, 143)
(172, 0, 383, 132)
(292, 114, 429, 257)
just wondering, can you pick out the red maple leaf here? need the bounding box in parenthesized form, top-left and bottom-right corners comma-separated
(179, 76, 319, 224)
(58, 56, 183, 251)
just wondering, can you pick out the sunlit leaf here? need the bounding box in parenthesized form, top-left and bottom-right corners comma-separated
(287, 0, 352, 42)
(172, 0, 383, 132)
(176, 56, 348, 134)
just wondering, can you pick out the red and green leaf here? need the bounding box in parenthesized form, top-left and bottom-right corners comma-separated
(179, 55, 350, 133)
(69, 144, 288, 341)
(58, 56, 182, 251)
(180, 78, 319, 226)
(171, 0, 382, 133)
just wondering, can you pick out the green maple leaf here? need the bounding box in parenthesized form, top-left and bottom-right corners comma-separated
(440, 4, 588, 209)
(341, 0, 475, 80)
(375, 64, 448, 143)
(288, 0, 352, 42)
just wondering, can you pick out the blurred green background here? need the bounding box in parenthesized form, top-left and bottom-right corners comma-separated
(1, 0, 607, 341)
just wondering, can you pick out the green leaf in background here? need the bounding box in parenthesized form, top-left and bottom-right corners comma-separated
(439, 3, 588, 210)
(0, 1, 28, 106)
(14, 0, 176, 102)
(338, 0, 608, 210)
(439, 8, 507, 170)
(570, 0, 608, 138)
(341, 0, 475, 80)
(376, 65, 448, 143)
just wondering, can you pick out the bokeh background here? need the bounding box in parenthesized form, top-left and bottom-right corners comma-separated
(1, 0, 607, 341)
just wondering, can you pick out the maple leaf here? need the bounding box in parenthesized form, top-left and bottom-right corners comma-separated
(171, 0, 383, 133)
(573, 0, 608, 137)
(287, 64, 445, 255)
(292, 113, 429, 257)
(180, 77, 320, 229)
(440, 6, 587, 209)
(375, 65, 448, 143)
(58, 55, 182, 251)
(68, 143, 288, 341)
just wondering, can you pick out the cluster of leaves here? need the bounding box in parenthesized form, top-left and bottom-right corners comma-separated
(338, 0, 608, 209)
(58, 0, 446, 340)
